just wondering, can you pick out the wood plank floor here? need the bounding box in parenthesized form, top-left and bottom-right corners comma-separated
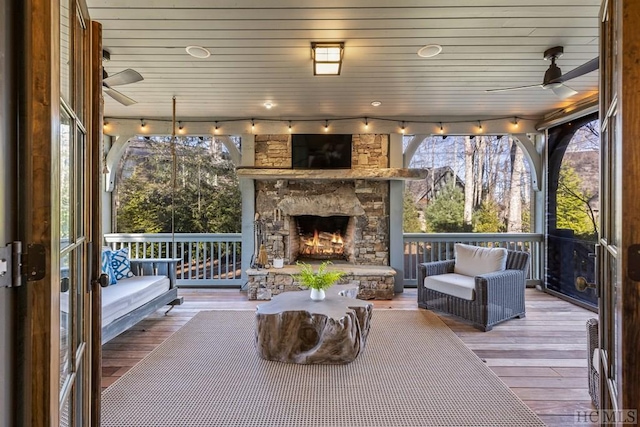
(102, 288, 597, 426)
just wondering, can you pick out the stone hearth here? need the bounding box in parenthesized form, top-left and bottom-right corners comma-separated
(246, 264, 395, 300)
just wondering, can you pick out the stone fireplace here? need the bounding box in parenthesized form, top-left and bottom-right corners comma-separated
(239, 133, 425, 300)
(256, 179, 389, 267)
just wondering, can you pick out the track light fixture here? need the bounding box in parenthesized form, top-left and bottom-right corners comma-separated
(140, 119, 146, 129)
(400, 121, 406, 134)
(214, 121, 219, 133)
(288, 121, 292, 132)
(513, 117, 519, 128)
(364, 117, 369, 129)
(478, 121, 483, 132)
(178, 121, 184, 132)
(324, 120, 329, 132)
(251, 119, 255, 132)
(439, 122, 444, 134)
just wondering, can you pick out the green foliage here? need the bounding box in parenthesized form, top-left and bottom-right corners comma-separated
(116, 139, 241, 233)
(293, 261, 345, 290)
(521, 204, 531, 233)
(403, 192, 423, 232)
(556, 166, 596, 240)
(423, 185, 469, 232)
(473, 200, 504, 232)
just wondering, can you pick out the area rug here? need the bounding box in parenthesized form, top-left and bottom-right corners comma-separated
(101, 310, 544, 427)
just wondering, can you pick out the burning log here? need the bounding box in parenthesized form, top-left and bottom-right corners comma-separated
(300, 229, 344, 257)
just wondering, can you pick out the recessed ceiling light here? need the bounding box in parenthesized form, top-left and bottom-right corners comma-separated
(264, 101, 274, 109)
(185, 45, 211, 59)
(371, 101, 382, 107)
(417, 44, 443, 58)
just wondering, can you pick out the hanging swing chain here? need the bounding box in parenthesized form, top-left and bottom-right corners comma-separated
(171, 96, 177, 257)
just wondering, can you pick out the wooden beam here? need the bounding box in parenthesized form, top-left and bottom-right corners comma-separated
(236, 167, 428, 181)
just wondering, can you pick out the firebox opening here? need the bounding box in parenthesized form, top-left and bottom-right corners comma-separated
(295, 215, 350, 262)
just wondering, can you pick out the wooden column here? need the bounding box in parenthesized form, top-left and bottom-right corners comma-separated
(619, 0, 640, 412)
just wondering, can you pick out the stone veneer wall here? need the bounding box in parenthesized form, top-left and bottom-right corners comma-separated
(254, 134, 388, 169)
(255, 134, 291, 168)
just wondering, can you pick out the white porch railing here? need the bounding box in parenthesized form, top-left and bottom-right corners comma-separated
(402, 233, 544, 287)
(104, 233, 243, 287)
(105, 232, 543, 288)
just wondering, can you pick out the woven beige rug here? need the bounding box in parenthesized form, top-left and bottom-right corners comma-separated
(102, 310, 544, 427)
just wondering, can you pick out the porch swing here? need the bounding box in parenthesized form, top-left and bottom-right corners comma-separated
(98, 98, 184, 344)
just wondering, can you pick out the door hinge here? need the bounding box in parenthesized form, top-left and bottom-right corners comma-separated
(0, 242, 46, 288)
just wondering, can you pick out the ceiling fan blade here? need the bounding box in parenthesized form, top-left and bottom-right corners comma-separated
(485, 83, 542, 93)
(103, 68, 143, 87)
(551, 84, 578, 99)
(552, 57, 599, 84)
(104, 88, 137, 106)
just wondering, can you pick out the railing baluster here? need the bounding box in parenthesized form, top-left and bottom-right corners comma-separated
(217, 242, 222, 279)
(232, 241, 237, 279)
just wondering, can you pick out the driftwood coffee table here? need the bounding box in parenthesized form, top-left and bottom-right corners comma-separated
(255, 287, 373, 364)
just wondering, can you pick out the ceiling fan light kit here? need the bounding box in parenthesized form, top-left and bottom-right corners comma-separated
(485, 46, 598, 100)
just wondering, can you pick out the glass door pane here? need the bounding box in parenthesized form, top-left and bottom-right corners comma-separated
(59, 252, 72, 393)
(61, 109, 73, 249)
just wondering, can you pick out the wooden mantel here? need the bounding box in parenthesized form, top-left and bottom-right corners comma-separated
(236, 167, 427, 181)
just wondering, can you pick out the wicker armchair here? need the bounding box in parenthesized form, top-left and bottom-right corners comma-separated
(417, 249, 530, 331)
(586, 318, 600, 409)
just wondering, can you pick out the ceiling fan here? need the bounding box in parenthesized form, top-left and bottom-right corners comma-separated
(486, 46, 599, 100)
(102, 49, 143, 106)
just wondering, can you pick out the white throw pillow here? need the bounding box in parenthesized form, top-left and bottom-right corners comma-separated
(453, 243, 508, 277)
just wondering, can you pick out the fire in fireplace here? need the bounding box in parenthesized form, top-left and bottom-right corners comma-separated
(295, 215, 350, 261)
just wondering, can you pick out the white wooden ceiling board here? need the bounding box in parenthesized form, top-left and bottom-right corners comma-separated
(97, 18, 597, 31)
(90, 0, 601, 121)
(88, 0, 600, 8)
(89, 6, 601, 20)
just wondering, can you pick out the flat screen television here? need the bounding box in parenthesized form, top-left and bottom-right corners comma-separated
(291, 134, 352, 169)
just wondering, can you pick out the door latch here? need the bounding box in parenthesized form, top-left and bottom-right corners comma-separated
(0, 242, 46, 288)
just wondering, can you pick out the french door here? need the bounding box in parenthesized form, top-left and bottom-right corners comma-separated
(598, 0, 640, 417)
(18, 0, 98, 425)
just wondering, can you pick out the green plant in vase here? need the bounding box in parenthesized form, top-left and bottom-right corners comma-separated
(293, 261, 345, 301)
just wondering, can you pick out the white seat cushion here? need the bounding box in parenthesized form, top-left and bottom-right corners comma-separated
(453, 243, 508, 277)
(424, 273, 476, 301)
(102, 276, 170, 326)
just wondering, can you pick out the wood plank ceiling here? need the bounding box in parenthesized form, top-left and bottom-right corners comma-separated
(87, 0, 601, 122)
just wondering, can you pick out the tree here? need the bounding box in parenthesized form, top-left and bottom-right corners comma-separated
(556, 166, 597, 240)
(463, 136, 474, 226)
(473, 200, 504, 233)
(424, 185, 468, 232)
(116, 137, 241, 234)
(403, 191, 423, 232)
(507, 139, 524, 232)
